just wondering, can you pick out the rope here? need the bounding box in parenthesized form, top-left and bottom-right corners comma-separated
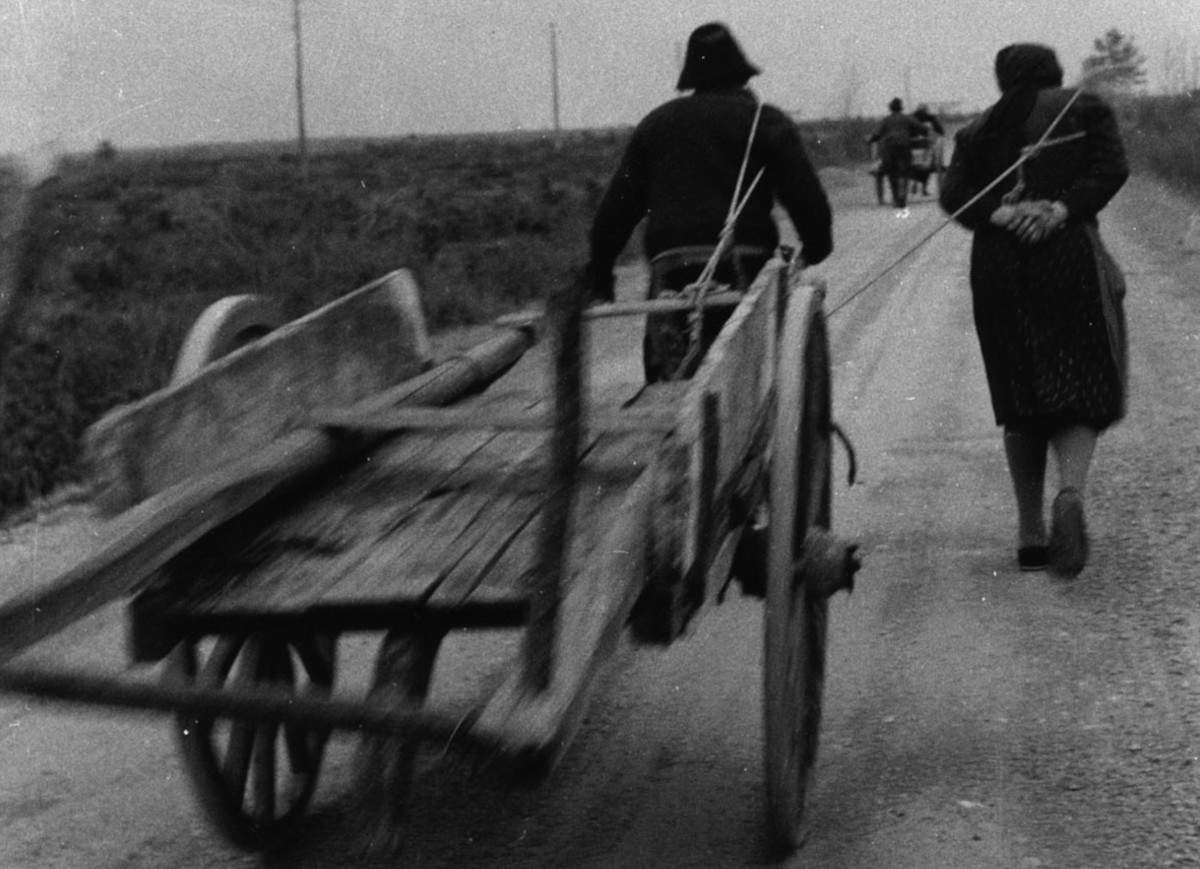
(825, 85, 1088, 320)
(695, 96, 766, 290)
(670, 95, 766, 379)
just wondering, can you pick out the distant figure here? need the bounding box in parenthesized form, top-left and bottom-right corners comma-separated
(868, 142, 888, 205)
(909, 103, 945, 196)
(584, 22, 833, 382)
(867, 98, 927, 209)
(939, 42, 1130, 577)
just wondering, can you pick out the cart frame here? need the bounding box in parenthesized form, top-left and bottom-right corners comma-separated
(0, 254, 857, 854)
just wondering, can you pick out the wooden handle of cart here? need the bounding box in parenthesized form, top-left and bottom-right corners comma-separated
(494, 291, 744, 328)
(521, 276, 585, 692)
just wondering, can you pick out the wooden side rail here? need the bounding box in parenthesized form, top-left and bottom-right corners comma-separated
(494, 291, 744, 327)
(85, 269, 433, 515)
(310, 405, 678, 435)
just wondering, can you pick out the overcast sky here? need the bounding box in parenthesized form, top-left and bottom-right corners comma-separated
(2, 0, 1197, 157)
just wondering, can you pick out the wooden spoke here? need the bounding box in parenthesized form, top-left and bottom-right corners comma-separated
(763, 284, 834, 854)
(165, 632, 335, 851)
(284, 720, 316, 776)
(251, 719, 278, 823)
(221, 719, 255, 802)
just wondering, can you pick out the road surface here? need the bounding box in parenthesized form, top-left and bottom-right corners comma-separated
(2, 167, 1200, 868)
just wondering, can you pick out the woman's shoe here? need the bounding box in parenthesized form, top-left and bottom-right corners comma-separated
(1049, 488, 1088, 577)
(1017, 545, 1049, 571)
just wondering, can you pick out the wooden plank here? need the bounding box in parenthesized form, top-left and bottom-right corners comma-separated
(84, 270, 434, 514)
(310, 405, 678, 435)
(140, 428, 495, 617)
(428, 371, 668, 609)
(0, 328, 534, 664)
(0, 662, 471, 741)
(494, 292, 744, 327)
(0, 428, 326, 664)
(671, 261, 784, 580)
(140, 393, 534, 618)
(311, 422, 553, 609)
(431, 425, 660, 616)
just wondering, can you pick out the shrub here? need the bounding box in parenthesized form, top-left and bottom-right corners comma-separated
(1121, 93, 1200, 194)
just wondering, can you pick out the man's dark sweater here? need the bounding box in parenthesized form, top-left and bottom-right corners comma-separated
(589, 87, 833, 277)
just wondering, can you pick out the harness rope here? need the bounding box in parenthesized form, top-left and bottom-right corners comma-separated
(825, 85, 1088, 320)
(670, 95, 766, 378)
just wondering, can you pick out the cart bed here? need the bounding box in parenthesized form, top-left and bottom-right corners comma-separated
(130, 379, 689, 659)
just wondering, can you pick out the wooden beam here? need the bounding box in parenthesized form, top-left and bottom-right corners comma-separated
(494, 292, 744, 327)
(310, 405, 678, 435)
(0, 662, 473, 741)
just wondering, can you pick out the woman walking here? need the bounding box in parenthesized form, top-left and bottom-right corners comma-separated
(939, 43, 1129, 577)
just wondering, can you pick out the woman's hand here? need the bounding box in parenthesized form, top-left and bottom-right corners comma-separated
(989, 204, 1017, 227)
(991, 200, 1069, 243)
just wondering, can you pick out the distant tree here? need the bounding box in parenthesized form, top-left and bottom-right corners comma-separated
(95, 140, 117, 162)
(1081, 29, 1147, 91)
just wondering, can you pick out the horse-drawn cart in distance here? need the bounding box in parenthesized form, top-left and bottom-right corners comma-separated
(0, 251, 858, 855)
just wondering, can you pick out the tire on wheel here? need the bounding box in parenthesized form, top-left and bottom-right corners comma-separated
(763, 282, 834, 853)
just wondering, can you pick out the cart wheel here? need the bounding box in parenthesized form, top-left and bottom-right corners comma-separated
(170, 294, 283, 384)
(763, 284, 833, 852)
(355, 629, 442, 855)
(166, 633, 335, 850)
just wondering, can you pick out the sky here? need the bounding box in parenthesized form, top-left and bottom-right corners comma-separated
(2, 0, 1198, 158)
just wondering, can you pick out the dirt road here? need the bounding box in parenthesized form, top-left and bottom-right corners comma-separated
(2, 167, 1200, 868)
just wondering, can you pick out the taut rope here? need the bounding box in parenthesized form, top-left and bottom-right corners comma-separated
(826, 85, 1089, 319)
(671, 95, 766, 378)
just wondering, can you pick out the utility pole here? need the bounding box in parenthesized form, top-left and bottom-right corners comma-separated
(293, 0, 309, 181)
(549, 22, 562, 148)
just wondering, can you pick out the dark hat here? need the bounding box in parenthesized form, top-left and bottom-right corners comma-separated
(676, 22, 760, 91)
(994, 43, 1063, 93)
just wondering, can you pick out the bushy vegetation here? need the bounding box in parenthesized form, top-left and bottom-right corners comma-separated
(1119, 92, 1200, 194)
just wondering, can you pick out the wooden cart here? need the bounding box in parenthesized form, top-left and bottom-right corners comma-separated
(0, 254, 858, 855)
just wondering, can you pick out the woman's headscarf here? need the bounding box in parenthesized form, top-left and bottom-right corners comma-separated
(975, 43, 1064, 142)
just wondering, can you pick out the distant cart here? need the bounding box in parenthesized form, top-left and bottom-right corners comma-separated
(909, 133, 947, 196)
(0, 254, 858, 855)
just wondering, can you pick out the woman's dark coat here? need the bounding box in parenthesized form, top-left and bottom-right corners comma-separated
(940, 84, 1130, 429)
